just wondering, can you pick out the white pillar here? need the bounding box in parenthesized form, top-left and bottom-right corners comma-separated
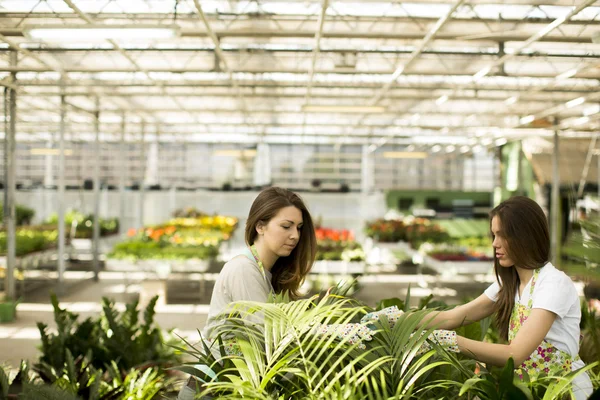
(253, 142, 271, 187)
(4, 51, 17, 300)
(44, 140, 54, 187)
(92, 98, 101, 281)
(57, 75, 66, 293)
(139, 120, 146, 228)
(144, 132, 159, 187)
(119, 113, 126, 234)
(551, 129, 560, 264)
(361, 145, 375, 193)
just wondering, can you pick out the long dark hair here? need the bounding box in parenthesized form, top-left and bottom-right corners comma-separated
(491, 196, 550, 341)
(245, 187, 317, 299)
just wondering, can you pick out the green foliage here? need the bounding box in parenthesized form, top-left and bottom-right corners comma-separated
(0, 229, 58, 256)
(99, 296, 181, 370)
(4, 356, 173, 400)
(435, 219, 490, 238)
(1, 360, 33, 399)
(35, 349, 122, 399)
(108, 240, 219, 261)
(0, 203, 35, 226)
(579, 299, 600, 375)
(316, 240, 366, 261)
(172, 207, 206, 218)
(37, 294, 182, 375)
(174, 288, 591, 399)
(562, 217, 600, 282)
(45, 210, 119, 238)
(365, 218, 450, 248)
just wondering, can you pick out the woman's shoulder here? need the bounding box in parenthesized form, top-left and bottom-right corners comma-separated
(537, 262, 578, 296)
(220, 254, 259, 276)
(539, 262, 574, 284)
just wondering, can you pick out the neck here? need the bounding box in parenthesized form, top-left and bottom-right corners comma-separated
(252, 241, 278, 271)
(515, 266, 533, 286)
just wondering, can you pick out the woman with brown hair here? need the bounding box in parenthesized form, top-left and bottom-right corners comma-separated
(364, 196, 592, 399)
(202, 186, 317, 339)
(178, 186, 318, 400)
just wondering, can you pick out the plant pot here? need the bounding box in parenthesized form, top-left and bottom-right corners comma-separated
(0, 300, 17, 323)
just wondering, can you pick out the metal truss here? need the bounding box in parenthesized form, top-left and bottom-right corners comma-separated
(0, 0, 597, 147)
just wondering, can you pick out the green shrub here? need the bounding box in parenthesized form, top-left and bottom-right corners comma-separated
(0, 229, 58, 256)
(37, 294, 182, 374)
(0, 203, 35, 226)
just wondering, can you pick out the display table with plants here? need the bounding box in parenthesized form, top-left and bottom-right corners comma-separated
(45, 210, 120, 239)
(106, 215, 238, 275)
(0, 204, 64, 270)
(0, 228, 64, 282)
(312, 227, 367, 275)
(44, 210, 120, 261)
(366, 217, 494, 275)
(365, 217, 450, 249)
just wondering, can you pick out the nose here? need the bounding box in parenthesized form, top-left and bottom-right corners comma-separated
(290, 229, 299, 241)
(492, 236, 499, 249)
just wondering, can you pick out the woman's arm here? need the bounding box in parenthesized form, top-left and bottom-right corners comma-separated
(456, 308, 556, 366)
(421, 293, 496, 330)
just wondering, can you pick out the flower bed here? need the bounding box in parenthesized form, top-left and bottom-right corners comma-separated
(315, 227, 365, 262)
(365, 217, 449, 248)
(109, 215, 237, 261)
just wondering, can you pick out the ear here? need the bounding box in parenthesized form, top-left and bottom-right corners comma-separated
(256, 221, 266, 235)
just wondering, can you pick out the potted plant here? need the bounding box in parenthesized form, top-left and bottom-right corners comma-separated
(0, 292, 18, 323)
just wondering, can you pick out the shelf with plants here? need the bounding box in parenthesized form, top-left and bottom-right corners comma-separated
(106, 210, 238, 274)
(365, 217, 450, 249)
(366, 217, 494, 275)
(44, 210, 120, 239)
(0, 203, 66, 270)
(419, 220, 493, 275)
(312, 227, 366, 274)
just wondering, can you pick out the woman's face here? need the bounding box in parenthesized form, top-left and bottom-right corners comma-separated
(257, 206, 303, 258)
(491, 216, 515, 268)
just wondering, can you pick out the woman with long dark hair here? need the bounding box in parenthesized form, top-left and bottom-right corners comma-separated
(202, 186, 317, 338)
(364, 196, 592, 399)
(178, 187, 317, 399)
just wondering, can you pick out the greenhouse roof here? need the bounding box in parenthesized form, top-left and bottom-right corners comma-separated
(0, 0, 598, 152)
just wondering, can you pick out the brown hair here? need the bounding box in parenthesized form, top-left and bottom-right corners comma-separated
(490, 196, 550, 341)
(245, 187, 317, 299)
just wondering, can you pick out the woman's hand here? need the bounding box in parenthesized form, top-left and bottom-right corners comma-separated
(312, 323, 373, 349)
(360, 306, 405, 328)
(414, 329, 459, 356)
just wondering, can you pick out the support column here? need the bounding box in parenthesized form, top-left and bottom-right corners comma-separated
(577, 135, 597, 199)
(361, 145, 375, 193)
(92, 98, 101, 281)
(44, 140, 54, 187)
(119, 113, 126, 234)
(139, 120, 146, 228)
(4, 51, 17, 300)
(57, 75, 66, 293)
(551, 129, 560, 265)
(253, 142, 271, 187)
